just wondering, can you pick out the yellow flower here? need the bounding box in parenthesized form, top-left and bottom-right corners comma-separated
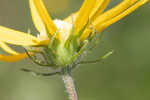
(0, 0, 148, 66)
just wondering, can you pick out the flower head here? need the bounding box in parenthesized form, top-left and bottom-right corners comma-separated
(0, 0, 148, 67)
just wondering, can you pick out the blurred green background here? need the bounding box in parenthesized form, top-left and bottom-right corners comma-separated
(0, 0, 150, 100)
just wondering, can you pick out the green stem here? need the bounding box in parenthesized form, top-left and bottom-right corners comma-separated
(62, 69, 78, 100)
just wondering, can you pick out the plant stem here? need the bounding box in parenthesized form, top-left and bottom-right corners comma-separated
(62, 70, 78, 100)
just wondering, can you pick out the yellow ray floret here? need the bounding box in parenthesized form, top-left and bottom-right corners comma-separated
(0, 53, 28, 62)
(0, 26, 39, 46)
(80, 0, 148, 40)
(64, 13, 78, 24)
(29, 0, 46, 33)
(74, 0, 96, 34)
(0, 42, 19, 55)
(64, 0, 110, 25)
(93, 0, 134, 27)
(90, 0, 110, 21)
(97, 0, 149, 32)
(31, 0, 58, 37)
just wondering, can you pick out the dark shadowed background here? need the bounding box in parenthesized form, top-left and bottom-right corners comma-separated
(0, 0, 150, 100)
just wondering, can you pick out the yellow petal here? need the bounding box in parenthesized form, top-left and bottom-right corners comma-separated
(80, 29, 91, 40)
(97, 0, 149, 32)
(64, 0, 110, 24)
(90, 0, 110, 21)
(38, 40, 49, 45)
(0, 53, 28, 62)
(79, 0, 110, 40)
(80, 0, 145, 40)
(0, 26, 39, 46)
(0, 42, 19, 55)
(64, 13, 78, 24)
(74, 0, 96, 34)
(29, 0, 46, 33)
(93, 0, 134, 28)
(31, 0, 58, 37)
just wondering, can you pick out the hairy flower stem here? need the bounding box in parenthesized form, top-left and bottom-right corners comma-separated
(62, 68, 78, 100)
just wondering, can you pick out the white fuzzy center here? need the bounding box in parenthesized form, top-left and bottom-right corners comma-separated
(37, 19, 72, 43)
(54, 19, 72, 42)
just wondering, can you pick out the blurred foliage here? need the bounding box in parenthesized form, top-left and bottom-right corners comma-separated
(0, 0, 150, 100)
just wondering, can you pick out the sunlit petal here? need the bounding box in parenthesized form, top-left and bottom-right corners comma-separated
(97, 0, 149, 32)
(80, 0, 148, 40)
(74, 0, 96, 34)
(29, 0, 46, 33)
(64, 13, 78, 24)
(0, 42, 19, 55)
(93, 0, 134, 28)
(90, 0, 110, 21)
(80, 29, 91, 40)
(0, 53, 28, 62)
(31, 0, 58, 37)
(0, 26, 39, 46)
